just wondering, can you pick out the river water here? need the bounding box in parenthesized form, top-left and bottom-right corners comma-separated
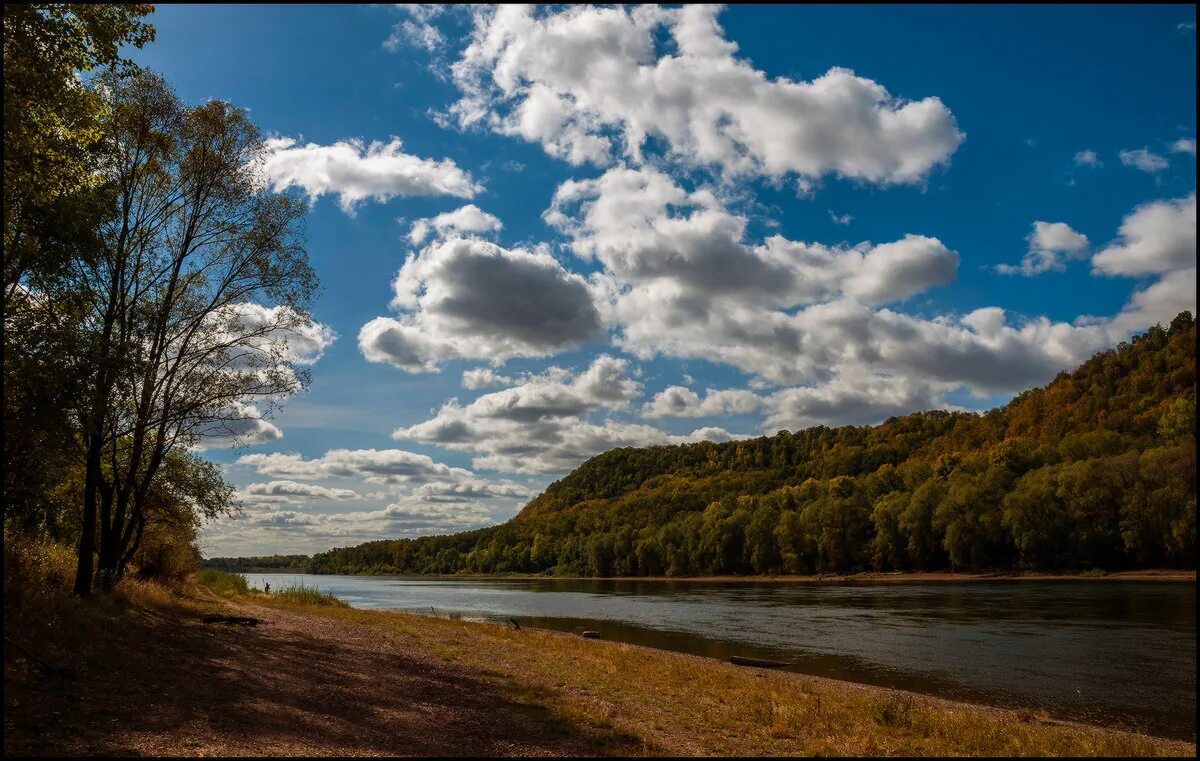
(241, 573, 1196, 740)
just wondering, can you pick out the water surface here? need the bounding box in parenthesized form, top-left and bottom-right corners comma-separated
(242, 573, 1196, 740)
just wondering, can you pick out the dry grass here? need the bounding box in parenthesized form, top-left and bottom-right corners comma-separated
(252, 595, 1195, 757)
(5, 550, 1192, 758)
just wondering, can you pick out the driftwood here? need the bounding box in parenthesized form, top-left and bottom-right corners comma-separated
(729, 655, 789, 668)
(581, 630, 601, 639)
(201, 615, 260, 626)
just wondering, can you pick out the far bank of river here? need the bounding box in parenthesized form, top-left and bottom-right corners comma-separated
(234, 568, 1197, 583)
(396, 568, 1199, 583)
(241, 572, 1197, 740)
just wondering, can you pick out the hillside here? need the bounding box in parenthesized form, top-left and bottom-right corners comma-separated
(303, 312, 1196, 577)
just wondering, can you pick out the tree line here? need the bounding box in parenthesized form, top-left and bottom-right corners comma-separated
(306, 314, 1196, 577)
(4, 5, 319, 594)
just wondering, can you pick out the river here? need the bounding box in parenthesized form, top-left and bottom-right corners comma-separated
(241, 573, 1196, 740)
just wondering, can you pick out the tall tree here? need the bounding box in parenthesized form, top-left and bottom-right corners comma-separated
(70, 70, 321, 593)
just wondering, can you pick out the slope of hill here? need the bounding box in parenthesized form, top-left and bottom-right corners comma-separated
(307, 312, 1196, 577)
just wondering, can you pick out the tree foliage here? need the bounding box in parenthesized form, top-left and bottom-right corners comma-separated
(308, 314, 1196, 576)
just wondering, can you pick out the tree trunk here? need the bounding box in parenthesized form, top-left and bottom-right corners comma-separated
(74, 441, 101, 596)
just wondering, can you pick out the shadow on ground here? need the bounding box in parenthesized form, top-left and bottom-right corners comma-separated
(4, 595, 640, 756)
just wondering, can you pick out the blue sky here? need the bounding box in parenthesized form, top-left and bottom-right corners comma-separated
(129, 5, 1196, 556)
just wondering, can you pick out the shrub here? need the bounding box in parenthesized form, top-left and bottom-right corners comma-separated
(195, 568, 249, 595)
(271, 581, 347, 607)
(3, 530, 77, 616)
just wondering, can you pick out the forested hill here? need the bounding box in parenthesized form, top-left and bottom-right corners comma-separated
(305, 311, 1196, 577)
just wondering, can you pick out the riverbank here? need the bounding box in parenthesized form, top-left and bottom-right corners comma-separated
(7, 577, 1192, 757)
(387, 568, 1197, 583)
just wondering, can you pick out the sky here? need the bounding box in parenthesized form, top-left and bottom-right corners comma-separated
(127, 4, 1197, 557)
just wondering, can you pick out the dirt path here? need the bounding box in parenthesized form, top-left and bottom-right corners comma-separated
(4, 596, 634, 756)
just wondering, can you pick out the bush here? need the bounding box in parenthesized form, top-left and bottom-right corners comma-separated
(3, 530, 77, 615)
(195, 568, 249, 595)
(271, 581, 347, 607)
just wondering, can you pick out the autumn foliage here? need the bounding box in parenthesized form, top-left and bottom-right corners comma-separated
(307, 312, 1196, 576)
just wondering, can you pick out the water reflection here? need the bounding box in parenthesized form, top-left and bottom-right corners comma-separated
(243, 574, 1196, 740)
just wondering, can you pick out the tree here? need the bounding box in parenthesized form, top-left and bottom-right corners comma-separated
(3, 4, 155, 295)
(871, 491, 910, 570)
(1002, 467, 1067, 568)
(128, 451, 232, 580)
(68, 70, 320, 593)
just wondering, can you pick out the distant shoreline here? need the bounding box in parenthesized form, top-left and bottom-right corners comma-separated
(227, 568, 1196, 582)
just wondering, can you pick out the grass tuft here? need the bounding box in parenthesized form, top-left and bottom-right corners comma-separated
(270, 580, 348, 607)
(195, 569, 248, 595)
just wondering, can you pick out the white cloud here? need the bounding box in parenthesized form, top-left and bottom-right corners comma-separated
(236, 448, 475, 485)
(392, 354, 741, 473)
(1074, 150, 1102, 168)
(359, 237, 603, 372)
(259, 137, 480, 212)
(1170, 138, 1196, 156)
(1092, 193, 1196, 277)
(643, 386, 763, 418)
(829, 211, 853, 225)
(203, 498, 495, 556)
(384, 5, 448, 52)
(996, 221, 1089, 276)
(445, 5, 962, 185)
(408, 204, 502, 245)
(461, 367, 514, 389)
(242, 481, 360, 501)
(1118, 147, 1169, 173)
(412, 479, 533, 502)
(763, 375, 957, 431)
(195, 402, 284, 449)
(541, 167, 1183, 415)
(189, 305, 335, 450)
(546, 165, 957, 310)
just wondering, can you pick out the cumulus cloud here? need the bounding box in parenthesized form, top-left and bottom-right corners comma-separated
(539, 167, 1190, 425)
(1074, 150, 1102, 168)
(408, 204, 502, 245)
(547, 165, 957, 310)
(1090, 193, 1197, 336)
(195, 402, 284, 448)
(359, 237, 603, 372)
(763, 375, 958, 431)
(259, 137, 480, 212)
(1092, 193, 1196, 277)
(545, 165, 973, 386)
(643, 386, 763, 418)
(829, 211, 853, 225)
(445, 5, 962, 185)
(214, 303, 336, 369)
(236, 448, 475, 485)
(242, 481, 360, 501)
(392, 354, 740, 473)
(461, 367, 514, 389)
(1171, 138, 1196, 156)
(412, 479, 533, 502)
(203, 498, 495, 556)
(1118, 147, 1169, 173)
(996, 221, 1089, 276)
